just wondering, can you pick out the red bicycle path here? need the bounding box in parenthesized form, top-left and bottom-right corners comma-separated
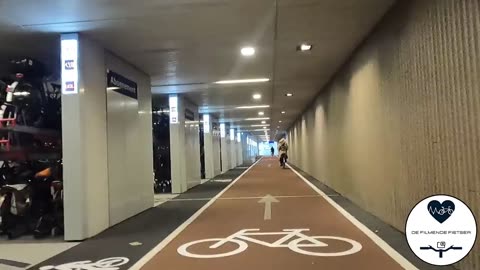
(132, 157, 417, 270)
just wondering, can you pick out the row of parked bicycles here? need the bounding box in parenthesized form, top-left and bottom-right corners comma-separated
(152, 109, 172, 194)
(0, 57, 62, 152)
(0, 58, 64, 239)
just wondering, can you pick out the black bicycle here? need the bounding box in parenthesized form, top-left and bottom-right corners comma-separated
(280, 153, 288, 169)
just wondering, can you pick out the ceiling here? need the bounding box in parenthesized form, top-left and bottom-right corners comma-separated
(0, 0, 395, 141)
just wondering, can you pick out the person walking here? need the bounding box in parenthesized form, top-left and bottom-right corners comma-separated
(277, 138, 289, 168)
(270, 146, 275, 156)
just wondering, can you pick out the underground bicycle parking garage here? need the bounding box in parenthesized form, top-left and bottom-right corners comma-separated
(1, 0, 480, 270)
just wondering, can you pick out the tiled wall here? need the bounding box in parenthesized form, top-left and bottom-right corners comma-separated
(287, 1, 480, 269)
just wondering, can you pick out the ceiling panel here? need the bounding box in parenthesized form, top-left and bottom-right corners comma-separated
(0, 0, 395, 140)
(0, 0, 269, 26)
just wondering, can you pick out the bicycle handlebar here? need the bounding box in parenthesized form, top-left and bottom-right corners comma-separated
(420, 245, 462, 252)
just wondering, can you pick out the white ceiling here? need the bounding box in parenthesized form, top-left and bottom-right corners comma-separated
(0, 0, 395, 140)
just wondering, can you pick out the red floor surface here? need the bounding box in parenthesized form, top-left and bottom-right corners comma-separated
(135, 158, 416, 270)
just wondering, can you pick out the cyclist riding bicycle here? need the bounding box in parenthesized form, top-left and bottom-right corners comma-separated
(278, 138, 288, 168)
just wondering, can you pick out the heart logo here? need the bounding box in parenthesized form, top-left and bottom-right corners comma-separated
(427, 200, 455, 224)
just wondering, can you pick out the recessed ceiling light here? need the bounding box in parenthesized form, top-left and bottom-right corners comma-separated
(285, 93, 293, 97)
(236, 105, 270, 109)
(281, 111, 286, 114)
(261, 121, 266, 124)
(252, 93, 261, 100)
(277, 126, 280, 128)
(263, 127, 267, 129)
(241, 47, 255, 56)
(258, 111, 264, 116)
(245, 117, 270, 121)
(278, 120, 282, 123)
(214, 78, 269, 84)
(297, 43, 313, 51)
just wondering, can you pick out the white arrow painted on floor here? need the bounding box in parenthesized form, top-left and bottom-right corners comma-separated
(258, 194, 279, 220)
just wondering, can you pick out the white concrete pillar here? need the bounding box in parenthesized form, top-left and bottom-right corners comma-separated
(236, 132, 243, 166)
(203, 114, 215, 179)
(212, 125, 222, 176)
(62, 34, 153, 240)
(229, 128, 237, 169)
(169, 95, 187, 193)
(62, 34, 109, 240)
(220, 123, 229, 173)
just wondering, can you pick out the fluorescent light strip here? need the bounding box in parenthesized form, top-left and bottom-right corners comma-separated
(236, 105, 270, 109)
(214, 78, 270, 84)
(245, 117, 270, 121)
(251, 124, 270, 127)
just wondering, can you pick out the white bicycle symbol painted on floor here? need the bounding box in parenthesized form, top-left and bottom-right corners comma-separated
(39, 257, 129, 270)
(178, 229, 362, 258)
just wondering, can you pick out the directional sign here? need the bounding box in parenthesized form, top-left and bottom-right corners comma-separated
(258, 194, 279, 220)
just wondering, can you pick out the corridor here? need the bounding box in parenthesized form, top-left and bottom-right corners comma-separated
(0, 1, 478, 269)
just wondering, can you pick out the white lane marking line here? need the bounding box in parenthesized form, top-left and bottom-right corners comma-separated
(168, 194, 336, 202)
(288, 164, 419, 270)
(129, 159, 263, 270)
(212, 179, 233, 183)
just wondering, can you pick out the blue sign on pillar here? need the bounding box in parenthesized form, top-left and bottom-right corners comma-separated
(169, 96, 178, 124)
(61, 34, 79, 95)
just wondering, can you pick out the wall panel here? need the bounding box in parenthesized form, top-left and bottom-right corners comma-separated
(287, 1, 480, 268)
(106, 52, 153, 226)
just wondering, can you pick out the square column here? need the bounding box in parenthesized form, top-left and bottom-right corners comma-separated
(203, 114, 215, 179)
(229, 128, 237, 169)
(169, 95, 187, 193)
(236, 132, 243, 166)
(62, 34, 154, 241)
(220, 123, 230, 173)
(62, 34, 110, 240)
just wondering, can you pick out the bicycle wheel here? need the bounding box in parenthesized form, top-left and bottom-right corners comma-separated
(95, 257, 130, 267)
(177, 238, 248, 259)
(288, 236, 362, 257)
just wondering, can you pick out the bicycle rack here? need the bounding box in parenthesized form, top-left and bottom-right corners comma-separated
(0, 118, 16, 151)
